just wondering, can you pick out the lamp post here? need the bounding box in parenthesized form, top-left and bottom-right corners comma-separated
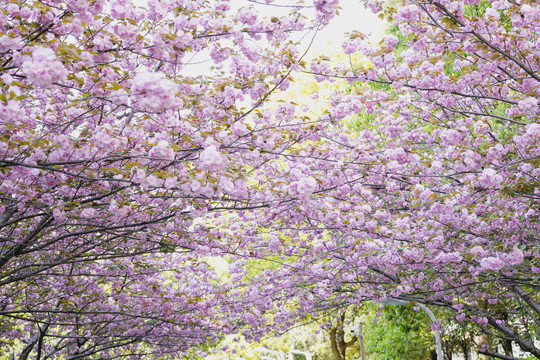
(357, 320, 366, 360)
(382, 299, 443, 360)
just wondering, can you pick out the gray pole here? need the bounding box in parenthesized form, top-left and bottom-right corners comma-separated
(382, 299, 443, 360)
(414, 302, 443, 360)
(358, 320, 366, 360)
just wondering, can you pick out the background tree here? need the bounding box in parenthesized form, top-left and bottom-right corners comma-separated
(326, 308, 357, 360)
(2, 0, 539, 358)
(219, 1, 540, 359)
(0, 0, 342, 358)
(364, 303, 433, 360)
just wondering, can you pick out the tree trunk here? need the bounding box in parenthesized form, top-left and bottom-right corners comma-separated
(502, 339, 513, 358)
(477, 298, 490, 360)
(460, 341, 470, 360)
(329, 311, 357, 360)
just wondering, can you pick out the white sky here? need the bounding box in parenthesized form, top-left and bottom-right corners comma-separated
(243, 0, 388, 58)
(308, 1, 387, 54)
(179, 1, 388, 76)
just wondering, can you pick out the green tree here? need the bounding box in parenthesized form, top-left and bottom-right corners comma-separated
(364, 303, 433, 360)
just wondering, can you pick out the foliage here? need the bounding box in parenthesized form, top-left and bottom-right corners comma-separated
(364, 304, 432, 360)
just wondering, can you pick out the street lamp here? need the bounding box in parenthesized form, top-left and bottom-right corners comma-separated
(382, 299, 443, 360)
(355, 320, 367, 360)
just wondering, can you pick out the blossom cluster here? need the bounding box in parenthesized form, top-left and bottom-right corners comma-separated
(131, 71, 181, 112)
(21, 47, 67, 88)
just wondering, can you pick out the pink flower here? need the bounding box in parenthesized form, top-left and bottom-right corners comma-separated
(0, 35, 22, 52)
(67, 0, 89, 13)
(433, 252, 462, 263)
(385, 34, 399, 50)
(469, 246, 487, 257)
(296, 177, 317, 196)
(164, 177, 177, 189)
(237, 7, 257, 25)
(80, 208, 97, 218)
(314, 0, 339, 14)
(267, 235, 281, 251)
(311, 263, 325, 276)
(518, 97, 538, 112)
(149, 140, 175, 160)
(485, 7, 500, 20)
(480, 257, 505, 271)
(501, 247, 524, 266)
(131, 71, 181, 112)
(440, 129, 462, 146)
(478, 168, 503, 187)
(53, 208, 66, 222)
(342, 39, 360, 54)
(231, 122, 249, 137)
(199, 145, 226, 172)
(22, 47, 67, 88)
(526, 123, 540, 137)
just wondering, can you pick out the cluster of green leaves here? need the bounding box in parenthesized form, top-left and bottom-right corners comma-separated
(364, 303, 433, 360)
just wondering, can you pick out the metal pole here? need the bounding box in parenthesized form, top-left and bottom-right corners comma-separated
(358, 320, 366, 360)
(414, 302, 443, 360)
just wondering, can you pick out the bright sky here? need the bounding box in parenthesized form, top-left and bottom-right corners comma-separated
(249, 0, 388, 59)
(269, 1, 389, 117)
(180, 1, 388, 77)
(308, 1, 388, 56)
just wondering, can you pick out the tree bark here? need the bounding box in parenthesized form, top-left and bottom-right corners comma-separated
(477, 298, 490, 360)
(329, 311, 357, 360)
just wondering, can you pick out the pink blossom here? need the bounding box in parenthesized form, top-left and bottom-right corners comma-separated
(397, 4, 419, 20)
(164, 177, 177, 189)
(22, 47, 67, 88)
(433, 252, 462, 263)
(199, 145, 226, 172)
(80, 208, 97, 218)
(480, 257, 505, 271)
(267, 235, 281, 251)
(313, 0, 338, 14)
(430, 160, 442, 171)
(231, 122, 249, 137)
(296, 177, 317, 196)
(526, 123, 540, 137)
(477, 317, 488, 327)
(53, 208, 66, 222)
(385, 34, 399, 50)
(485, 7, 500, 20)
(518, 97, 538, 112)
(67, 0, 89, 13)
(440, 129, 462, 146)
(219, 177, 235, 194)
(311, 263, 325, 276)
(478, 168, 503, 187)
(469, 246, 488, 257)
(131, 71, 181, 112)
(0, 35, 22, 52)
(501, 247, 524, 266)
(149, 140, 175, 160)
(521, 4, 539, 20)
(342, 39, 359, 54)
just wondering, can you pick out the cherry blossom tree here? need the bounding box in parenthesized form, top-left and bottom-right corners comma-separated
(0, 0, 341, 358)
(218, 1, 540, 359)
(2, 0, 539, 358)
